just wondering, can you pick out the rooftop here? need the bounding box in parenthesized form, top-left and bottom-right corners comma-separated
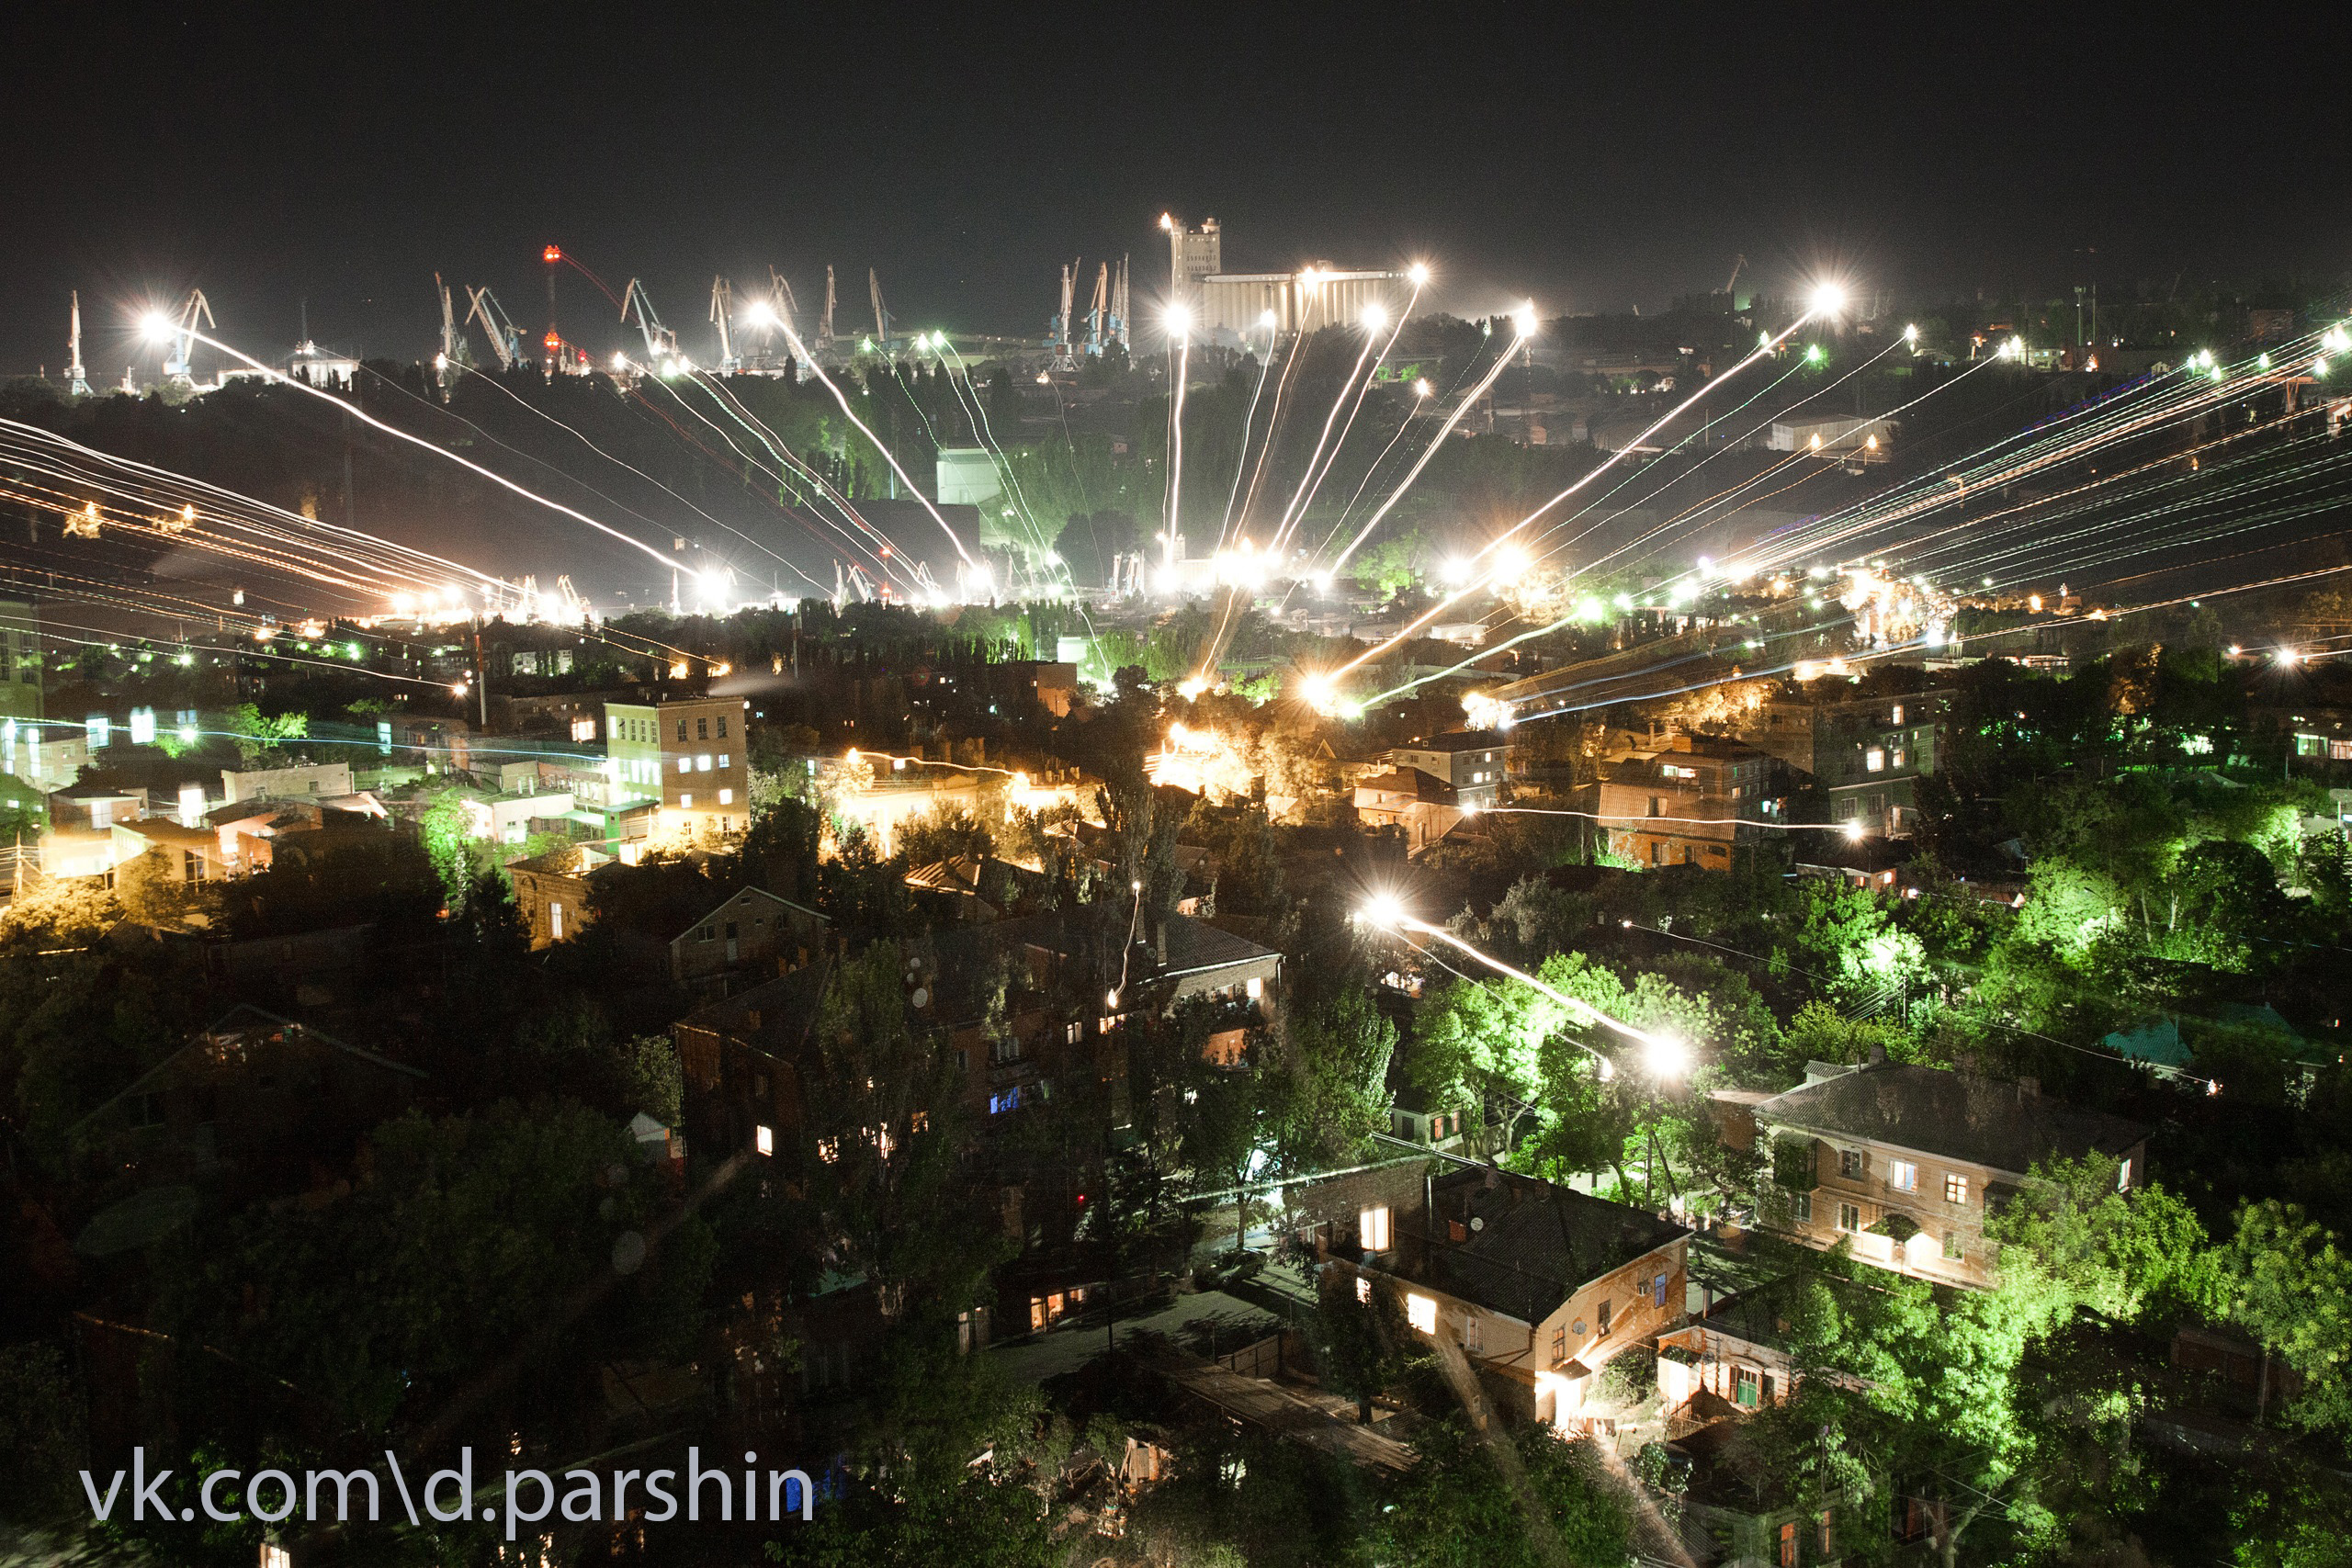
(1419, 1165, 1690, 1324)
(1396, 729, 1510, 754)
(1752, 1059, 2152, 1178)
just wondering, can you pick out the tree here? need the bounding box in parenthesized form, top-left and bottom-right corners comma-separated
(1378, 1418, 1628, 1568)
(1312, 1265, 1416, 1422)
(417, 787, 474, 909)
(2211, 1200, 2352, 1434)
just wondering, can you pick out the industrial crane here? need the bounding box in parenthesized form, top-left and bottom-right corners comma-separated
(819, 265, 838, 360)
(868, 268, 892, 355)
(464, 287, 526, 370)
(709, 276, 738, 373)
(434, 274, 471, 378)
(1047, 259, 1080, 370)
(1724, 254, 1747, 299)
(1110, 254, 1131, 352)
(621, 278, 680, 365)
(1083, 263, 1109, 357)
(65, 291, 89, 396)
(160, 288, 215, 387)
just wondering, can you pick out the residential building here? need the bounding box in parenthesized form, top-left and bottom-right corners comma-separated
(66, 1007, 426, 1219)
(5, 722, 85, 795)
(671, 886, 828, 987)
(1661, 1417, 1878, 1568)
(1594, 733, 1784, 868)
(673, 960, 834, 1166)
(1352, 765, 1478, 851)
(220, 761, 355, 805)
(1742, 689, 1947, 835)
(604, 694, 750, 840)
(1748, 1054, 2152, 1287)
(1387, 728, 1512, 799)
(506, 841, 617, 949)
(1329, 1163, 1690, 1427)
(1767, 412, 1894, 456)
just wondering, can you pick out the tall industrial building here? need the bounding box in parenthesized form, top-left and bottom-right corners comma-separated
(1162, 213, 1408, 342)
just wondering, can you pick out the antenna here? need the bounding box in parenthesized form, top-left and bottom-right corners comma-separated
(65, 291, 89, 396)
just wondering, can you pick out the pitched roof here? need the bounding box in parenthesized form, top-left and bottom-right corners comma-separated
(1396, 729, 1509, 753)
(668, 884, 826, 947)
(1355, 768, 1459, 805)
(675, 957, 833, 1061)
(1752, 1060, 2151, 1177)
(1424, 1166, 1690, 1324)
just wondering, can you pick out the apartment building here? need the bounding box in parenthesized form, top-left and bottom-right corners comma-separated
(1594, 733, 1784, 869)
(605, 694, 750, 840)
(1743, 689, 1948, 836)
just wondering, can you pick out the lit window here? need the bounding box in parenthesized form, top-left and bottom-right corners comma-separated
(549, 901, 563, 940)
(1551, 1325, 1566, 1363)
(263, 1547, 293, 1568)
(718, 754, 729, 769)
(1892, 749, 1906, 768)
(1888, 1159, 1917, 1191)
(697, 754, 713, 772)
(816, 1136, 839, 1162)
(718, 788, 734, 805)
(1779, 1520, 1797, 1568)
(680, 793, 693, 808)
(2117, 1156, 2132, 1190)
(1838, 1202, 1861, 1233)
(1865, 748, 1886, 773)
(678, 756, 691, 773)
(1355, 1275, 1371, 1304)
(1407, 1293, 1437, 1335)
(754, 1124, 775, 1156)
(1246, 976, 1262, 999)
(1944, 1173, 1969, 1205)
(1890, 704, 1905, 725)
(1361, 1205, 1392, 1251)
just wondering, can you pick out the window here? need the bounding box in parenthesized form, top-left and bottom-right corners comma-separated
(678, 756, 692, 773)
(1464, 1316, 1483, 1354)
(1360, 1205, 1393, 1251)
(264, 1547, 294, 1568)
(1888, 1159, 1918, 1191)
(1552, 1325, 1566, 1364)
(1866, 747, 1886, 773)
(1356, 1275, 1372, 1304)
(718, 753, 729, 769)
(1892, 748, 1906, 768)
(680, 793, 693, 808)
(1818, 1507, 1835, 1557)
(696, 717, 708, 740)
(816, 1136, 840, 1162)
(1597, 1298, 1612, 1336)
(1945, 1172, 1970, 1205)
(1736, 1365, 1761, 1408)
(1779, 1520, 1797, 1568)
(1792, 1190, 1813, 1223)
(1246, 976, 1262, 999)
(754, 1124, 775, 1156)
(1838, 1202, 1861, 1234)
(1838, 1148, 1866, 1180)
(2117, 1156, 2132, 1190)
(1943, 1229, 1963, 1260)
(718, 788, 734, 806)
(676, 719, 688, 742)
(717, 716, 729, 738)
(1407, 1293, 1437, 1335)
(697, 754, 713, 772)
(1654, 1272, 1669, 1308)
(1890, 704, 1905, 725)
(549, 900, 563, 939)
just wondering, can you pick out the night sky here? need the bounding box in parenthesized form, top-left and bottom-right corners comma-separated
(1, 6, 2343, 377)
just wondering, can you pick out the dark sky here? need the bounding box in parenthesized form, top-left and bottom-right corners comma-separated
(3, 4, 2344, 377)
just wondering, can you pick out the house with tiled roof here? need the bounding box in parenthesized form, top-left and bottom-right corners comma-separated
(1749, 1053, 2152, 1287)
(1326, 1161, 1690, 1427)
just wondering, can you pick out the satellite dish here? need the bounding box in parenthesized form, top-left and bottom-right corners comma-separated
(910, 987, 931, 1010)
(1469, 1216, 1486, 1233)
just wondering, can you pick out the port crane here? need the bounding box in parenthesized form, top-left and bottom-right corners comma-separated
(621, 278, 680, 364)
(160, 289, 215, 387)
(65, 291, 90, 396)
(868, 269, 893, 354)
(709, 276, 738, 372)
(463, 287, 526, 370)
(819, 265, 838, 360)
(1047, 259, 1080, 370)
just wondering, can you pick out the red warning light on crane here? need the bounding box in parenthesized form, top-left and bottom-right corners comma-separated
(542, 245, 562, 264)
(542, 332, 562, 352)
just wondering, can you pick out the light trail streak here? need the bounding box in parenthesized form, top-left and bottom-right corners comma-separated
(1322, 316, 1534, 575)
(1211, 316, 1285, 556)
(1163, 318, 1193, 571)
(1329, 308, 1822, 680)
(164, 326, 685, 576)
(1357, 901, 1685, 1067)
(763, 317, 976, 568)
